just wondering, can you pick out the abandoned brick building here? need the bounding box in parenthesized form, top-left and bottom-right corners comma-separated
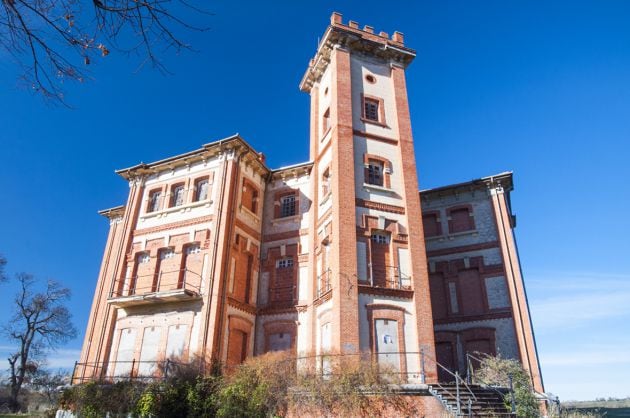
(75, 12, 544, 398)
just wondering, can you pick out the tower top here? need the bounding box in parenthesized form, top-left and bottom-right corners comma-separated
(299, 12, 416, 93)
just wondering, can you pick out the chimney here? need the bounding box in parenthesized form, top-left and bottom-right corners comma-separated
(392, 31, 404, 43)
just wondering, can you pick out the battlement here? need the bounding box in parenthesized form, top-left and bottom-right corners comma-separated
(300, 12, 415, 92)
(329, 12, 405, 45)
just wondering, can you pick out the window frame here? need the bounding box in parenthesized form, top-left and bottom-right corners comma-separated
(361, 94, 386, 126)
(170, 183, 186, 207)
(280, 194, 297, 218)
(147, 189, 162, 213)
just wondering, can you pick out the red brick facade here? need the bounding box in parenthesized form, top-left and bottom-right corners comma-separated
(76, 13, 543, 402)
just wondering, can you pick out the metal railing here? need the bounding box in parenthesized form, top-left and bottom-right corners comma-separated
(317, 269, 332, 298)
(72, 350, 496, 416)
(71, 359, 192, 384)
(110, 268, 202, 298)
(466, 352, 516, 414)
(420, 349, 477, 416)
(367, 265, 412, 290)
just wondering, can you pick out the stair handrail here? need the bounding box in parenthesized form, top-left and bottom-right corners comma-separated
(420, 347, 477, 414)
(465, 352, 517, 413)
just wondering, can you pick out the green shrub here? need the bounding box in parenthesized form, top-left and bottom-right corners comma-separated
(472, 353, 540, 418)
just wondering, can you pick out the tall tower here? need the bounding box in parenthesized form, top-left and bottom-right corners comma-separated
(299, 13, 437, 381)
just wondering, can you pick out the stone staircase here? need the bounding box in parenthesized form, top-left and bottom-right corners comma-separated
(428, 383, 514, 417)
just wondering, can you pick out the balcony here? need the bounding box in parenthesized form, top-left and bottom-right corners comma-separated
(108, 269, 202, 307)
(358, 265, 413, 297)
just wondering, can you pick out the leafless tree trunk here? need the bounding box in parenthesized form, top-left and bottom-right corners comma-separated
(0, 0, 210, 102)
(3, 273, 77, 412)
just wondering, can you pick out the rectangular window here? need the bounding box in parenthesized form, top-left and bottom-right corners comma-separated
(276, 258, 294, 269)
(322, 108, 331, 134)
(138, 253, 150, 264)
(321, 168, 331, 197)
(280, 194, 297, 217)
(242, 182, 258, 214)
(449, 207, 475, 233)
(160, 248, 175, 260)
(367, 162, 383, 186)
(186, 244, 201, 255)
(171, 184, 185, 207)
(448, 282, 459, 314)
(195, 179, 209, 201)
(423, 213, 442, 237)
(371, 233, 389, 245)
(364, 98, 380, 122)
(148, 190, 161, 212)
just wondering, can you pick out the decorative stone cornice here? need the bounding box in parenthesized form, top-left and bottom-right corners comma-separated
(115, 134, 271, 181)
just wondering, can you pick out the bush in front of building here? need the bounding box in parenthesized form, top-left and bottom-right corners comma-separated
(472, 353, 540, 418)
(58, 351, 417, 417)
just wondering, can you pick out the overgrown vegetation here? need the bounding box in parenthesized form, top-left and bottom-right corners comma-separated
(59, 352, 416, 417)
(472, 353, 540, 418)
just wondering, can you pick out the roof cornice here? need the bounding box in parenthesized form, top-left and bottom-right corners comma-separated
(115, 134, 271, 181)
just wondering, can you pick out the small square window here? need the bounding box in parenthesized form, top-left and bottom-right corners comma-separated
(371, 234, 389, 245)
(276, 258, 294, 269)
(280, 194, 297, 218)
(186, 245, 201, 255)
(160, 249, 175, 260)
(138, 254, 150, 264)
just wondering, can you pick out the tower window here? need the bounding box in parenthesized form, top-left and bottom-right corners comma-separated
(371, 233, 389, 244)
(276, 258, 294, 269)
(280, 194, 297, 217)
(321, 168, 331, 198)
(148, 190, 162, 213)
(322, 108, 331, 135)
(171, 184, 185, 207)
(367, 161, 384, 186)
(364, 98, 380, 122)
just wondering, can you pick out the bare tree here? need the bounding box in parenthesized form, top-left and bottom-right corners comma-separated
(0, 0, 210, 101)
(0, 254, 6, 282)
(4, 273, 77, 412)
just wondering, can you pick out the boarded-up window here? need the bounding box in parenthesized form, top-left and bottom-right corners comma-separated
(165, 325, 188, 359)
(356, 242, 368, 281)
(242, 181, 258, 213)
(423, 213, 441, 237)
(138, 327, 161, 377)
(449, 207, 475, 233)
(268, 332, 291, 352)
(113, 328, 137, 378)
(226, 329, 248, 367)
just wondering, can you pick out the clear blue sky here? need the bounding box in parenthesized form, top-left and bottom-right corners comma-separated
(1, 0, 629, 401)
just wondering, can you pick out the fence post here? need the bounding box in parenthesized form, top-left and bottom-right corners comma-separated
(164, 359, 170, 379)
(71, 360, 78, 384)
(456, 371, 461, 416)
(420, 348, 426, 384)
(509, 373, 516, 414)
(131, 358, 136, 380)
(467, 398, 472, 417)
